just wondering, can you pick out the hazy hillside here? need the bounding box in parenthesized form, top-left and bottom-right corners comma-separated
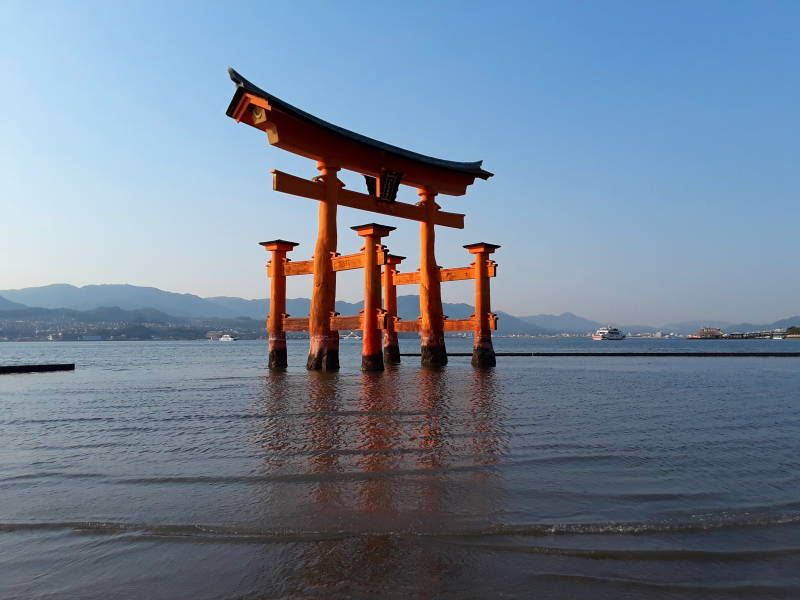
(0, 295, 28, 311)
(521, 312, 600, 333)
(0, 284, 239, 318)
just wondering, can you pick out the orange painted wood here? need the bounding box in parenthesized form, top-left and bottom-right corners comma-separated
(283, 314, 388, 331)
(352, 224, 394, 363)
(332, 249, 388, 271)
(283, 260, 314, 276)
(307, 162, 340, 367)
(234, 93, 485, 196)
(391, 264, 496, 285)
(283, 250, 387, 276)
(272, 170, 465, 229)
(391, 317, 488, 333)
(330, 315, 361, 330)
(283, 317, 310, 331)
(418, 190, 446, 362)
(444, 317, 478, 332)
(394, 319, 421, 333)
(393, 271, 421, 286)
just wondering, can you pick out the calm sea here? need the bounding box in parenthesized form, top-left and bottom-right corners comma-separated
(1, 338, 799, 599)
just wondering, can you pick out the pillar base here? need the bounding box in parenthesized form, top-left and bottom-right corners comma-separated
(361, 352, 384, 372)
(268, 348, 288, 370)
(383, 344, 401, 365)
(471, 345, 496, 368)
(307, 333, 340, 371)
(421, 344, 448, 368)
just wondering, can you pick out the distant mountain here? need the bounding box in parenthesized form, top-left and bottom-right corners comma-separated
(0, 305, 181, 325)
(5, 283, 793, 336)
(0, 284, 239, 318)
(0, 295, 28, 311)
(204, 296, 266, 319)
(520, 312, 600, 334)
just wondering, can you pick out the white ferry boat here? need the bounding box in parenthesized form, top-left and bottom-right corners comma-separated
(592, 327, 625, 340)
(219, 334, 236, 342)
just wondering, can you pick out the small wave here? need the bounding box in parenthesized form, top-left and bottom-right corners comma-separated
(0, 472, 108, 483)
(458, 513, 800, 536)
(3, 512, 800, 541)
(508, 571, 799, 596)
(440, 541, 800, 561)
(0, 521, 349, 543)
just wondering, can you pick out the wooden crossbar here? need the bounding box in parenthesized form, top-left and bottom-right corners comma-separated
(393, 261, 497, 286)
(279, 249, 388, 277)
(283, 313, 387, 332)
(391, 315, 498, 333)
(272, 170, 465, 229)
(280, 313, 495, 332)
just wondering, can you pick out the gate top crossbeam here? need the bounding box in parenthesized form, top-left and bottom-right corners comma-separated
(226, 68, 493, 196)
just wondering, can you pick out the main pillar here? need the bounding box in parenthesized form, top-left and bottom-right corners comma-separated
(464, 243, 500, 367)
(260, 239, 298, 369)
(418, 189, 447, 367)
(382, 254, 405, 364)
(352, 224, 395, 371)
(307, 161, 342, 371)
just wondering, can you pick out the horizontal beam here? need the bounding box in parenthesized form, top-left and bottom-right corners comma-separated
(283, 317, 310, 331)
(333, 249, 388, 272)
(283, 312, 387, 331)
(272, 170, 465, 229)
(393, 315, 497, 332)
(278, 249, 388, 277)
(282, 314, 495, 332)
(393, 262, 497, 286)
(283, 260, 313, 276)
(394, 272, 421, 286)
(444, 318, 478, 332)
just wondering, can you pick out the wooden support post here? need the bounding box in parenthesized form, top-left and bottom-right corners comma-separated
(260, 239, 299, 369)
(307, 161, 342, 371)
(418, 189, 447, 367)
(464, 243, 500, 367)
(382, 254, 405, 365)
(352, 224, 395, 371)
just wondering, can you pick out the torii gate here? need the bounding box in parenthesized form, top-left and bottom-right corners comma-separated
(226, 68, 493, 370)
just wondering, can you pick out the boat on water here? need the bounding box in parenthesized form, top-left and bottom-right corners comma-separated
(592, 327, 625, 340)
(219, 334, 236, 342)
(341, 331, 361, 340)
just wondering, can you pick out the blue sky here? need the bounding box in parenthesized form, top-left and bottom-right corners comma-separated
(1, 0, 798, 324)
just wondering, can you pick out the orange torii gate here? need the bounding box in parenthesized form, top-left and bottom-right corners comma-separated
(226, 68, 493, 370)
(261, 231, 500, 371)
(385, 243, 501, 367)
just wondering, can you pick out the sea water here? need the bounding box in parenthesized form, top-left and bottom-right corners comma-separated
(1, 338, 799, 598)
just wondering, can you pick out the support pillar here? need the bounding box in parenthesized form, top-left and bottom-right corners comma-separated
(260, 239, 299, 369)
(352, 224, 395, 371)
(418, 189, 447, 367)
(307, 161, 342, 371)
(464, 243, 500, 367)
(382, 254, 405, 364)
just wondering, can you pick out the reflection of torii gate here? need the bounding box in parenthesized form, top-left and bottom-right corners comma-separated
(226, 68, 494, 370)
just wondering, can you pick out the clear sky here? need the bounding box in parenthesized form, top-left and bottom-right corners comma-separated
(1, 0, 798, 324)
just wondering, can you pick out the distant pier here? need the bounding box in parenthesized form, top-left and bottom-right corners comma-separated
(400, 352, 800, 358)
(0, 363, 76, 374)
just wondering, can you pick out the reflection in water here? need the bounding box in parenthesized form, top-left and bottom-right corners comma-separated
(255, 366, 508, 596)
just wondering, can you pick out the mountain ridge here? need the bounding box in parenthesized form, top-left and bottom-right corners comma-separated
(2, 284, 797, 334)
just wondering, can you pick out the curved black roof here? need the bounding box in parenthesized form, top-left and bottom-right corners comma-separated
(226, 68, 493, 180)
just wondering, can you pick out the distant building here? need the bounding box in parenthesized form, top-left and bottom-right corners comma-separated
(688, 327, 723, 339)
